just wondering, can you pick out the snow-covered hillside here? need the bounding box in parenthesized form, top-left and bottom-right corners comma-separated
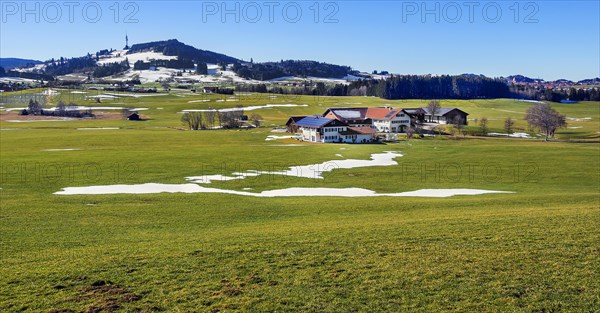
(5, 45, 385, 85)
(97, 49, 177, 65)
(92, 50, 259, 84)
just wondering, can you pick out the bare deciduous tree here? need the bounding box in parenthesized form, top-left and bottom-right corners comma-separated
(427, 100, 441, 122)
(56, 101, 67, 116)
(219, 111, 242, 129)
(205, 110, 217, 129)
(181, 112, 203, 130)
(452, 116, 466, 136)
(525, 103, 566, 141)
(479, 117, 488, 136)
(406, 127, 416, 139)
(504, 117, 515, 135)
(251, 114, 262, 127)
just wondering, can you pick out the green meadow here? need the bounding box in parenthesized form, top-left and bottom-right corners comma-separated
(0, 89, 599, 312)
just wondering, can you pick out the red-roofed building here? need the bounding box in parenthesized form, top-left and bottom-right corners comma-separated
(365, 107, 413, 133)
(322, 107, 413, 132)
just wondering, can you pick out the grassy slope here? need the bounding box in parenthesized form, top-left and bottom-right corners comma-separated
(0, 89, 599, 311)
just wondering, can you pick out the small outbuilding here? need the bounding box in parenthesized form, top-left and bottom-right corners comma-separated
(203, 86, 219, 93)
(127, 113, 141, 121)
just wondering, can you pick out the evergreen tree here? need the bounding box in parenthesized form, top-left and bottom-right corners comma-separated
(196, 62, 208, 75)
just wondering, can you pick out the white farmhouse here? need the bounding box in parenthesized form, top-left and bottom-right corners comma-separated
(292, 116, 376, 144)
(366, 107, 413, 133)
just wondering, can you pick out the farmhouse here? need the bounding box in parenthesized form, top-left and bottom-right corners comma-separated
(366, 107, 412, 133)
(421, 108, 469, 125)
(294, 116, 376, 144)
(288, 106, 469, 143)
(323, 107, 415, 133)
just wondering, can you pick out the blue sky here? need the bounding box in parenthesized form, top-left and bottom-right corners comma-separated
(1, 0, 598, 81)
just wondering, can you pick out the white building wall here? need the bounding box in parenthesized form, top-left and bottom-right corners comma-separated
(373, 115, 411, 133)
(301, 128, 321, 142)
(299, 126, 374, 143)
(322, 126, 347, 143)
(339, 134, 374, 144)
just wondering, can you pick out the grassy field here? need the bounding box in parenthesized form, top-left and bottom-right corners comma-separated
(1, 89, 599, 312)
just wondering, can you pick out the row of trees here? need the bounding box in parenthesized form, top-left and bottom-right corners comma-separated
(234, 82, 350, 97)
(235, 75, 510, 99)
(233, 60, 353, 81)
(92, 60, 130, 78)
(43, 56, 97, 76)
(349, 75, 510, 100)
(511, 85, 600, 102)
(21, 99, 94, 118)
(181, 108, 262, 130)
(133, 59, 196, 71)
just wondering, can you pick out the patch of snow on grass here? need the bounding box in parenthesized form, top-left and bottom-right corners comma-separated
(77, 127, 120, 130)
(43, 148, 83, 151)
(518, 99, 545, 104)
(182, 104, 308, 113)
(54, 151, 512, 197)
(56, 183, 203, 195)
(567, 117, 592, 122)
(265, 135, 297, 141)
(6, 118, 76, 122)
(43, 106, 148, 112)
(55, 184, 512, 198)
(488, 132, 532, 138)
(41, 89, 60, 96)
(187, 151, 402, 183)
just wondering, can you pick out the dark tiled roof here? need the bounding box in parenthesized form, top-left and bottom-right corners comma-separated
(421, 107, 468, 116)
(286, 116, 306, 125)
(324, 108, 369, 120)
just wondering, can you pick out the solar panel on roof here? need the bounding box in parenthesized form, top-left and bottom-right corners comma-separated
(295, 116, 333, 127)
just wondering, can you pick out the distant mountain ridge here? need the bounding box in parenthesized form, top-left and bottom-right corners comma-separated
(504, 74, 600, 85)
(578, 78, 600, 85)
(0, 58, 42, 69)
(1, 40, 598, 85)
